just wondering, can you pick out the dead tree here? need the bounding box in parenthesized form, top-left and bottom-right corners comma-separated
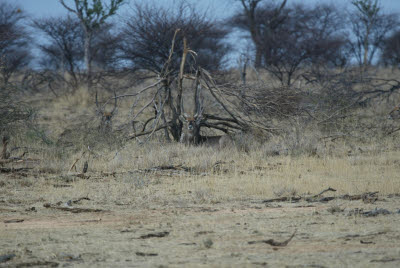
(102, 31, 250, 143)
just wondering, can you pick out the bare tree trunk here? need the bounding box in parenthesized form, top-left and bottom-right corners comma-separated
(255, 47, 262, 69)
(363, 26, 370, 71)
(84, 32, 92, 92)
(240, 0, 287, 70)
(2, 136, 9, 160)
(158, 88, 171, 142)
(240, 58, 248, 85)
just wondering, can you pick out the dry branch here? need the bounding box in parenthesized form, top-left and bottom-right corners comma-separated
(248, 230, 296, 247)
(3, 219, 24, 223)
(128, 122, 171, 140)
(0, 167, 33, 173)
(1, 136, 9, 159)
(43, 203, 105, 213)
(103, 80, 162, 106)
(262, 196, 302, 203)
(200, 68, 245, 128)
(262, 188, 379, 204)
(312, 187, 337, 197)
(124, 32, 267, 143)
(139, 231, 170, 239)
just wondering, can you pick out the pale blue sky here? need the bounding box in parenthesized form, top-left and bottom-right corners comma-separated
(5, 0, 400, 66)
(6, 0, 400, 19)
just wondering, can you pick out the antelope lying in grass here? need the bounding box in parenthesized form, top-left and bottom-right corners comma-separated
(180, 109, 233, 149)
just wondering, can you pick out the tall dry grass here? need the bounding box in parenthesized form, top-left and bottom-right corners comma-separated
(3, 68, 400, 203)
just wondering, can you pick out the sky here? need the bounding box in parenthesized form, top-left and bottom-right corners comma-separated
(7, 0, 400, 20)
(5, 0, 400, 66)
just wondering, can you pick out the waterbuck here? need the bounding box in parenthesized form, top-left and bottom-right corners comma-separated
(180, 111, 233, 149)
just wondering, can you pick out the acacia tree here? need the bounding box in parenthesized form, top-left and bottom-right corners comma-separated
(349, 0, 399, 67)
(119, 2, 230, 141)
(233, 0, 287, 69)
(121, 34, 247, 143)
(59, 0, 125, 90)
(32, 16, 121, 91)
(32, 16, 83, 89)
(380, 30, 400, 68)
(230, 3, 348, 85)
(120, 2, 229, 74)
(0, 2, 31, 86)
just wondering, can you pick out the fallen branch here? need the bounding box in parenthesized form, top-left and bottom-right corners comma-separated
(134, 164, 191, 173)
(312, 187, 337, 198)
(139, 231, 170, 239)
(43, 203, 105, 213)
(262, 196, 302, 203)
(11, 261, 59, 267)
(72, 197, 91, 204)
(0, 157, 39, 165)
(248, 230, 296, 247)
(262, 188, 379, 204)
(387, 127, 400, 135)
(128, 122, 171, 140)
(4, 219, 24, 223)
(68, 172, 91, 179)
(0, 167, 33, 173)
(136, 252, 158, 257)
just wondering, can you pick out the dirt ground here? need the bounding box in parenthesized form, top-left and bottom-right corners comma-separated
(1, 168, 400, 268)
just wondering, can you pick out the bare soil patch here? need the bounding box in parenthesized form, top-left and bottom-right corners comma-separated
(1, 167, 400, 267)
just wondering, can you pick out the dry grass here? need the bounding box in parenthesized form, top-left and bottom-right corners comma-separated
(1, 70, 400, 267)
(4, 77, 400, 203)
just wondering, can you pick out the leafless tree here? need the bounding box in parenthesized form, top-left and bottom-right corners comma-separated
(59, 0, 125, 91)
(230, 2, 348, 85)
(32, 16, 84, 90)
(0, 82, 33, 135)
(109, 31, 248, 143)
(349, 0, 399, 68)
(380, 30, 400, 68)
(32, 16, 122, 92)
(120, 1, 230, 74)
(231, 0, 287, 69)
(0, 1, 31, 86)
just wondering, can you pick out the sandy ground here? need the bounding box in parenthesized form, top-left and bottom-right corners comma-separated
(1, 171, 400, 267)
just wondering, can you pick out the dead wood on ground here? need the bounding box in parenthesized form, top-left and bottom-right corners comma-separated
(131, 164, 198, 176)
(248, 230, 296, 247)
(139, 231, 170, 239)
(0, 167, 33, 173)
(135, 252, 158, 257)
(262, 188, 380, 204)
(3, 219, 24, 223)
(43, 203, 105, 213)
